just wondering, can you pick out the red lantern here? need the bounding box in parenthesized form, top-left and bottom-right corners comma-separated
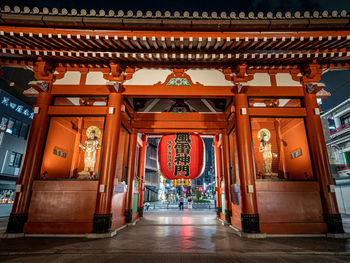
(158, 133, 205, 182)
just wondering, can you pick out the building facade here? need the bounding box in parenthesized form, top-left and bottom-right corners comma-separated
(144, 137, 160, 202)
(0, 89, 32, 217)
(321, 98, 350, 215)
(192, 137, 215, 197)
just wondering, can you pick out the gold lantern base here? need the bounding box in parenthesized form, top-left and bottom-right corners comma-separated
(172, 179, 191, 187)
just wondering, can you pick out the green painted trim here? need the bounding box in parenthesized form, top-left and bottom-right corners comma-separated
(336, 182, 350, 186)
(221, 193, 225, 213)
(132, 193, 139, 213)
(344, 152, 350, 164)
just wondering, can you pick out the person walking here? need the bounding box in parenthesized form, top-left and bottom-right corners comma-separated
(144, 202, 150, 211)
(188, 196, 193, 210)
(179, 196, 184, 211)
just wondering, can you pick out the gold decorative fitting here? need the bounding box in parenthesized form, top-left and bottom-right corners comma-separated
(86, 126, 101, 138)
(257, 128, 271, 141)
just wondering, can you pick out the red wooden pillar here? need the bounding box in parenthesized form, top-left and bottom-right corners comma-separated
(214, 135, 222, 218)
(93, 93, 123, 233)
(222, 132, 232, 223)
(234, 93, 260, 233)
(304, 92, 344, 233)
(7, 92, 52, 233)
(137, 134, 147, 217)
(125, 130, 138, 223)
(274, 119, 287, 179)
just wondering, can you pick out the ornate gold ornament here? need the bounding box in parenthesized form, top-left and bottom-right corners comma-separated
(86, 126, 101, 138)
(257, 128, 271, 141)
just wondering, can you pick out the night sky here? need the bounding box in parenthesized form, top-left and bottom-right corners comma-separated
(1, 0, 350, 111)
(321, 71, 350, 112)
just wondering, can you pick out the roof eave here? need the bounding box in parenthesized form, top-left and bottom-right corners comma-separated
(1, 13, 350, 31)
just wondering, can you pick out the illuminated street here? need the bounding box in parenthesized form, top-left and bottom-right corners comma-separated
(0, 211, 350, 262)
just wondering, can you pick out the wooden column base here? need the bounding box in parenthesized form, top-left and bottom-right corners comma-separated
(137, 207, 144, 217)
(241, 213, 260, 234)
(93, 213, 112, 233)
(225, 210, 232, 224)
(125, 209, 133, 223)
(324, 214, 344, 234)
(6, 213, 27, 233)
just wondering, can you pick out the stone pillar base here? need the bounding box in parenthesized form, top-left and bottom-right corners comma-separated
(216, 207, 221, 218)
(324, 214, 344, 234)
(93, 213, 112, 233)
(137, 206, 144, 217)
(241, 213, 260, 234)
(6, 213, 27, 233)
(125, 209, 133, 223)
(225, 210, 232, 224)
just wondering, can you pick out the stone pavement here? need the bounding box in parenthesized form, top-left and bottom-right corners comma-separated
(342, 214, 350, 233)
(0, 211, 349, 262)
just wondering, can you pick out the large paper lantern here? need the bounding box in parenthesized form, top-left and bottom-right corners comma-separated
(158, 133, 205, 185)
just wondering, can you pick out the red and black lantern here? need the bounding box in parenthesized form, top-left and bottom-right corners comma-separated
(158, 133, 205, 185)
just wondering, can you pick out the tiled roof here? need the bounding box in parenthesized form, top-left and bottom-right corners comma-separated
(1, 6, 350, 67)
(1, 5, 349, 20)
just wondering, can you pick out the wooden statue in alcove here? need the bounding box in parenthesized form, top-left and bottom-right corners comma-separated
(77, 126, 101, 179)
(258, 128, 278, 178)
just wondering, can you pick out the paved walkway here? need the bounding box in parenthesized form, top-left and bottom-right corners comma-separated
(0, 211, 350, 262)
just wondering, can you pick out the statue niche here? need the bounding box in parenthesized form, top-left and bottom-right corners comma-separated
(257, 128, 278, 179)
(77, 126, 101, 179)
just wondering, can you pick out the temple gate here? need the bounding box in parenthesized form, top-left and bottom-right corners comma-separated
(0, 6, 347, 236)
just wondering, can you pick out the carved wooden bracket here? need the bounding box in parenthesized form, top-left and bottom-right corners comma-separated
(316, 88, 331, 99)
(34, 58, 54, 82)
(306, 82, 326, 94)
(23, 87, 39, 97)
(28, 80, 49, 93)
(103, 63, 136, 83)
(223, 64, 253, 94)
(290, 68, 302, 83)
(106, 81, 125, 93)
(302, 62, 322, 84)
(53, 66, 67, 80)
(154, 68, 203, 87)
(223, 64, 253, 83)
(232, 83, 248, 94)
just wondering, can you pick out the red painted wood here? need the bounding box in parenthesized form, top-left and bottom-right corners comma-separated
(112, 192, 126, 229)
(256, 181, 326, 234)
(24, 222, 93, 234)
(12, 92, 52, 215)
(260, 223, 326, 234)
(221, 133, 232, 213)
(304, 92, 340, 215)
(234, 93, 258, 215)
(125, 131, 138, 211)
(95, 93, 123, 215)
(214, 135, 222, 209)
(24, 180, 98, 234)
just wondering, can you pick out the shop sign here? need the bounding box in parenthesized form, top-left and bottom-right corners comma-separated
(1, 96, 33, 119)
